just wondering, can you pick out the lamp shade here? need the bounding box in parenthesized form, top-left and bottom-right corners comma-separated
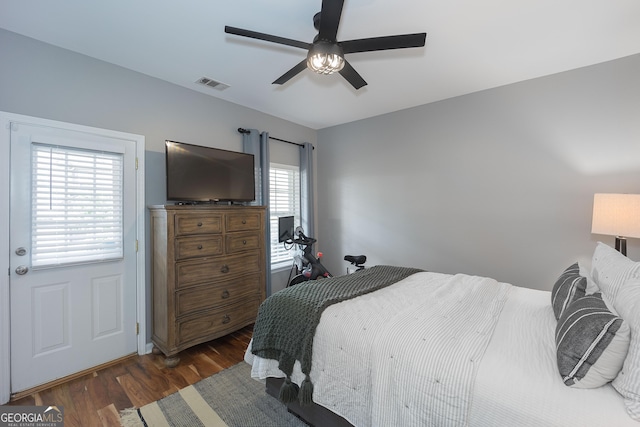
(591, 193, 640, 238)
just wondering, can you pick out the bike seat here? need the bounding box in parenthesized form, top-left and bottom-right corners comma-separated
(344, 255, 366, 265)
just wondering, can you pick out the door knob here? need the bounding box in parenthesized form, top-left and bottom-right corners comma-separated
(15, 265, 29, 275)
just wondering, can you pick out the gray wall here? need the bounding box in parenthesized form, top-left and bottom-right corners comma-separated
(317, 54, 640, 291)
(0, 28, 316, 338)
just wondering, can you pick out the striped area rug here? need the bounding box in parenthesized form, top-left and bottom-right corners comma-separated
(120, 362, 306, 427)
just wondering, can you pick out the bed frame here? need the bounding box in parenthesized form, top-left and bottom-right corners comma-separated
(266, 377, 353, 427)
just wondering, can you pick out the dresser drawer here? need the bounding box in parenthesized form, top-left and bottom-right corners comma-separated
(226, 232, 261, 254)
(174, 235, 223, 260)
(225, 212, 262, 232)
(176, 298, 259, 346)
(175, 274, 261, 317)
(175, 251, 261, 288)
(175, 214, 222, 236)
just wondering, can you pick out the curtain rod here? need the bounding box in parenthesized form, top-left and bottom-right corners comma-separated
(237, 128, 313, 149)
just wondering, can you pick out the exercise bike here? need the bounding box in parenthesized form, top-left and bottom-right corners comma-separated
(284, 227, 332, 287)
(278, 216, 366, 287)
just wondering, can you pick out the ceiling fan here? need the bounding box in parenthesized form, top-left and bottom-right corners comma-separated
(224, 0, 427, 90)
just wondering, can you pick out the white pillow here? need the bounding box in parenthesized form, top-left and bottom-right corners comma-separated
(591, 243, 640, 420)
(611, 278, 640, 420)
(579, 260, 600, 295)
(590, 242, 640, 303)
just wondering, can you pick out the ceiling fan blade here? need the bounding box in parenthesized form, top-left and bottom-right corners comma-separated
(317, 0, 344, 42)
(339, 60, 367, 90)
(225, 26, 310, 50)
(341, 33, 426, 54)
(273, 60, 308, 85)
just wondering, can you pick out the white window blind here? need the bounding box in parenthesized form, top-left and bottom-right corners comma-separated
(31, 143, 124, 268)
(269, 163, 300, 269)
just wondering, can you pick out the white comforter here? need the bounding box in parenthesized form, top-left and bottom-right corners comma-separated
(246, 271, 636, 426)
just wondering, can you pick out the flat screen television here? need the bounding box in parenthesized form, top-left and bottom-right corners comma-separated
(165, 140, 255, 203)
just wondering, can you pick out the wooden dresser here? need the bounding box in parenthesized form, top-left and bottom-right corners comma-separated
(149, 204, 266, 367)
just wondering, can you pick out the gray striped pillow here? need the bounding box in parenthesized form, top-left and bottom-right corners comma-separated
(555, 293, 630, 388)
(551, 263, 587, 320)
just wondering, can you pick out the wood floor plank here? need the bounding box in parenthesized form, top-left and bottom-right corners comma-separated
(117, 372, 159, 408)
(66, 378, 99, 426)
(49, 383, 84, 427)
(189, 352, 225, 378)
(97, 404, 122, 427)
(84, 372, 113, 413)
(160, 363, 197, 390)
(208, 343, 247, 367)
(96, 366, 134, 412)
(126, 358, 170, 394)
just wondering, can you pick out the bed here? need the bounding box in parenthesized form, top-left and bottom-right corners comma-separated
(244, 242, 640, 426)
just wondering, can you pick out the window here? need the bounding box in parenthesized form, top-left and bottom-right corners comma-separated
(269, 163, 300, 270)
(31, 143, 124, 268)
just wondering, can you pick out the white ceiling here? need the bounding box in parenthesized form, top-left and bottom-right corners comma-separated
(1, 0, 639, 130)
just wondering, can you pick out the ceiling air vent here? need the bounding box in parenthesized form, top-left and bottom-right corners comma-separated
(196, 77, 229, 91)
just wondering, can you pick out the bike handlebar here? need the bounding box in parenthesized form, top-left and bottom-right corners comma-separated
(285, 231, 316, 246)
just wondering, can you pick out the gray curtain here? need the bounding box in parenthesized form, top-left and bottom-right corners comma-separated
(300, 142, 314, 240)
(242, 129, 271, 296)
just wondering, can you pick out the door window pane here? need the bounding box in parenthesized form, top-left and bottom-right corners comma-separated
(31, 143, 124, 268)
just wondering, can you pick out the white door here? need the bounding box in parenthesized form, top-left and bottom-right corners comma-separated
(9, 122, 138, 392)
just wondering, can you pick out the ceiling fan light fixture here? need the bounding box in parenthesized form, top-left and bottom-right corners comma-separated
(307, 42, 345, 75)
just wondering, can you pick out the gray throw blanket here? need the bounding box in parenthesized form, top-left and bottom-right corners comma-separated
(251, 265, 423, 405)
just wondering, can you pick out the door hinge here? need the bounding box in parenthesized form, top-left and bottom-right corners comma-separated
(135, 157, 139, 170)
(136, 322, 140, 335)
(135, 240, 139, 252)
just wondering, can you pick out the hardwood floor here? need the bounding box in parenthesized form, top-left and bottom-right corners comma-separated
(6, 325, 253, 427)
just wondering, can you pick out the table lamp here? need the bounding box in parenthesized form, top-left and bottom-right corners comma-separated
(591, 193, 640, 256)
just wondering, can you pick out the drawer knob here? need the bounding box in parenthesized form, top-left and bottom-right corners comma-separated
(221, 290, 230, 299)
(197, 245, 203, 250)
(242, 220, 246, 224)
(197, 222, 203, 227)
(220, 264, 229, 273)
(242, 240, 247, 245)
(222, 315, 231, 324)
